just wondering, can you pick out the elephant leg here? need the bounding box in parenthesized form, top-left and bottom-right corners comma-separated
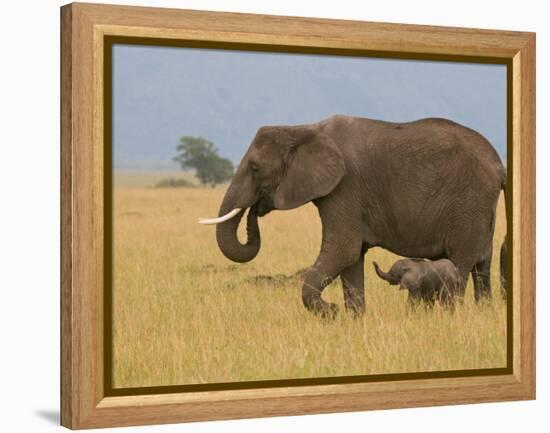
(407, 293, 421, 310)
(455, 266, 472, 303)
(440, 261, 471, 309)
(421, 289, 436, 308)
(472, 253, 493, 302)
(446, 230, 488, 307)
(302, 244, 361, 320)
(302, 263, 340, 320)
(340, 253, 365, 317)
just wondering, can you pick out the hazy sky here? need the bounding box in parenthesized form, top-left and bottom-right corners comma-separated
(112, 45, 507, 170)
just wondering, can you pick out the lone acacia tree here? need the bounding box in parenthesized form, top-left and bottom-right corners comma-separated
(173, 136, 234, 187)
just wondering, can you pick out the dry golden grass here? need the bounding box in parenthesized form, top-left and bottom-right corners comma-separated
(112, 183, 507, 388)
(114, 170, 197, 188)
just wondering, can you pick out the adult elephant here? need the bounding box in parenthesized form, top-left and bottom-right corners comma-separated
(199, 115, 507, 319)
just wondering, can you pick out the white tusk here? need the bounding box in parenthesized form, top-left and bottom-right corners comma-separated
(198, 208, 243, 225)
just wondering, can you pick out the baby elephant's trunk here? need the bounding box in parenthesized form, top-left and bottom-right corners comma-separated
(373, 262, 399, 285)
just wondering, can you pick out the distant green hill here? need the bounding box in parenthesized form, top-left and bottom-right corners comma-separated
(113, 46, 507, 170)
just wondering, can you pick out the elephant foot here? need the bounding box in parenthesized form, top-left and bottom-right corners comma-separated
(345, 302, 365, 319)
(318, 302, 339, 322)
(439, 294, 461, 312)
(303, 296, 339, 321)
(474, 290, 492, 303)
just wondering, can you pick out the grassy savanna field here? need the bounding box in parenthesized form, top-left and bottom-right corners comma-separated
(112, 171, 507, 388)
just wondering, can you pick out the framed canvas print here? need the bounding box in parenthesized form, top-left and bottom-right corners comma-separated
(60, 2, 536, 429)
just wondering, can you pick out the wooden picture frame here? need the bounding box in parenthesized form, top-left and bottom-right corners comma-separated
(60, 2, 535, 429)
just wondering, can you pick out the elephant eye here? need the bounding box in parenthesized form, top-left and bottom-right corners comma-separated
(250, 162, 259, 173)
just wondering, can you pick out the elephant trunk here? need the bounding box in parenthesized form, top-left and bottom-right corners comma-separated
(215, 188, 260, 263)
(373, 262, 399, 285)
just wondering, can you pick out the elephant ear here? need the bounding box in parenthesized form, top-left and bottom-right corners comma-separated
(400, 269, 424, 292)
(274, 127, 346, 210)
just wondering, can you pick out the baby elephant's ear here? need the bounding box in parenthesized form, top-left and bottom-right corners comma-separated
(274, 127, 346, 210)
(400, 270, 423, 292)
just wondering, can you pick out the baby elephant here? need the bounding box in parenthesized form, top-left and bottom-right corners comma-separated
(373, 258, 461, 307)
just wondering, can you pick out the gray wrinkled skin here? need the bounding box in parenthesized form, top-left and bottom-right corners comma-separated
(214, 115, 507, 319)
(373, 258, 461, 308)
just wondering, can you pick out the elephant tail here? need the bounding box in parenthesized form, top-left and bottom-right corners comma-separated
(499, 172, 508, 297)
